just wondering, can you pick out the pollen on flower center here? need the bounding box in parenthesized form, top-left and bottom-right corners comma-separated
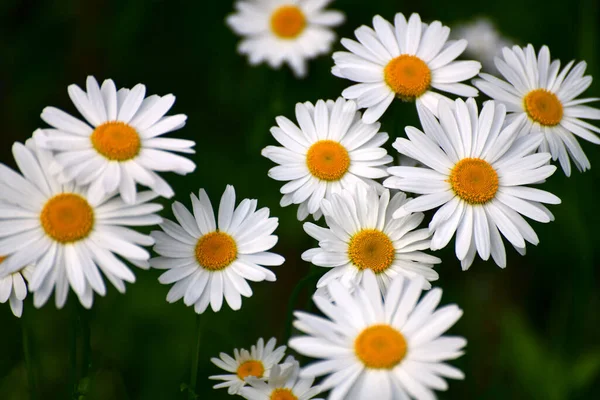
(348, 229, 395, 273)
(523, 89, 563, 126)
(195, 231, 237, 271)
(270, 388, 298, 400)
(449, 158, 499, 204)
(384, 55, 432, 100)
(236, 360, 265, 380)
(306, 140, 351, 181)
(40, 193, 95, 243)
(355, 324, 407, 369)
(270, 5, 306, 39)
(91, 121, 141, 161)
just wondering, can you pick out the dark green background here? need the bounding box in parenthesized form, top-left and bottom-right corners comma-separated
(1, 0, 599, 399)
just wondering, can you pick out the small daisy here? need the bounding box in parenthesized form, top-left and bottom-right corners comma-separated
(36, 76, 196, 204)
(333, 13, 481, 123)
(302, 186, 440, 294)
(262, 98, 392, 221)
(384, 98, 561, 270)
(241, 355, 323, 400)
(226, 0, 345, 77)
(474, 44, 600, 176)
(452, 18, 512, 74)
(210, 337, 287, 395)
(0, 256, 33, 317)
(0, 135, 163, 309)
(150, 185, 284, 313)
(289, 270, 466, 400)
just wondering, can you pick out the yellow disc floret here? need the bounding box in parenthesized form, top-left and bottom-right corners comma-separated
(270, 5, 306, 39)
(195, 231, 237, 271)
(270, 388, 298, 400)
(348, 229, 395, 273)
(0, 255, 6, 264)
(355, 324, 407, 369)
(91, 121, 141, 161)
(384, 55, 432, 100)
(523, 89, 563, 126)
(449, 158, 499, 204)
(236, 360, 265, 380)
(306, 140, 351, 181)
(40, 193, 95, 243)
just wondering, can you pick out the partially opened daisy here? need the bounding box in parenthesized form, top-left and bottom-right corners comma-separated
(302, 186, 440, 293)
(150, 185, 284, 313)
(384, 98, 561, 270)
(289, 270, 465, 399)
(240, 355, 323, 400)
(333, 13, 481, 123)
(0, 256, 33, 317)
(210, 337, 287, 395)
(226, 0, 345, 77)
(262, 98, 392, 221)
(474, 44, 600, 176)
(36, 76, 196, 204)
(0, 135, 163, 309)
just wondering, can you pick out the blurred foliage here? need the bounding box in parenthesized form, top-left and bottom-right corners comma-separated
(1, 0, 600, 399)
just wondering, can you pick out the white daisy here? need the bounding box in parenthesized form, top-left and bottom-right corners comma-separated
(210, 337, 287, 395)
(302, 186, 440, 294)
(262, 98, 392, 221)
(150, 185, 284, 313)
(452, 18, 512, 74)
(226, 0, 345, 77)
(0, 256, 33, 318)
(289, 270, 466, 400)
(0, 135, 163, 309)
(333, 13, 482, 123)
(473, 44, 600, 176)
(241, 355, 324, 400)
(384, 98, 561, 270)
(35, 75, 196, 204)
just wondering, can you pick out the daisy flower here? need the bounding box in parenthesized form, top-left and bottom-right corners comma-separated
(35, 75, 196, 204)
(150, 185, 284, 313)
(474, 44, 600, 176)
(452, 18, 512, 74)
(0, 135, 163, 309)
(289, 270, 465, 400)
(210, 337, 287, 395)
(240, 355, 323, 400)
(262, 98, 392, 221)
(333, 13, 481, 123)
(384, 98, 561, 270)
(0, 256, 33, 317)
(302, 186, 440, 294)
(226, 0, 345, 77)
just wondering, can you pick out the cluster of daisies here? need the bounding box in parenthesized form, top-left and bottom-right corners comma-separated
(213, 1, 598, 399)
(2, 0, 598, 399)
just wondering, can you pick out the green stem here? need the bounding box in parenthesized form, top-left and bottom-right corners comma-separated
(22, 315, 38, 400)
(188, 314, 203, 400)
(69, 305, 78, 399)
(78, 307, 92, 398)
(282, 269, 322, 344)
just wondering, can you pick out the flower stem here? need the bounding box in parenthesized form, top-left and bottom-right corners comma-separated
(69, 305, 78, 399)
(188, 314, 203, 400)
(282, 268, 322, 344)
(22, 315, 39, 400)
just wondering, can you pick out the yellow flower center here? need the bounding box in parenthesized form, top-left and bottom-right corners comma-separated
(270, 388, 298, 400)
(348, 229, 395, 273)
(306, 140, 351, 181)
(195, 231, 237, 271)
(270, 5, 306, 39)
(40, 193, 95, 243)
(523, 89, 563, 126)
(0, 255, 6, 264)
(236, 360, 265, 380)
(91, 121, 141, 161)
(449, 158, 499, 205)
(355, 324, 407, 369)
(384, 55, 431, 100)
